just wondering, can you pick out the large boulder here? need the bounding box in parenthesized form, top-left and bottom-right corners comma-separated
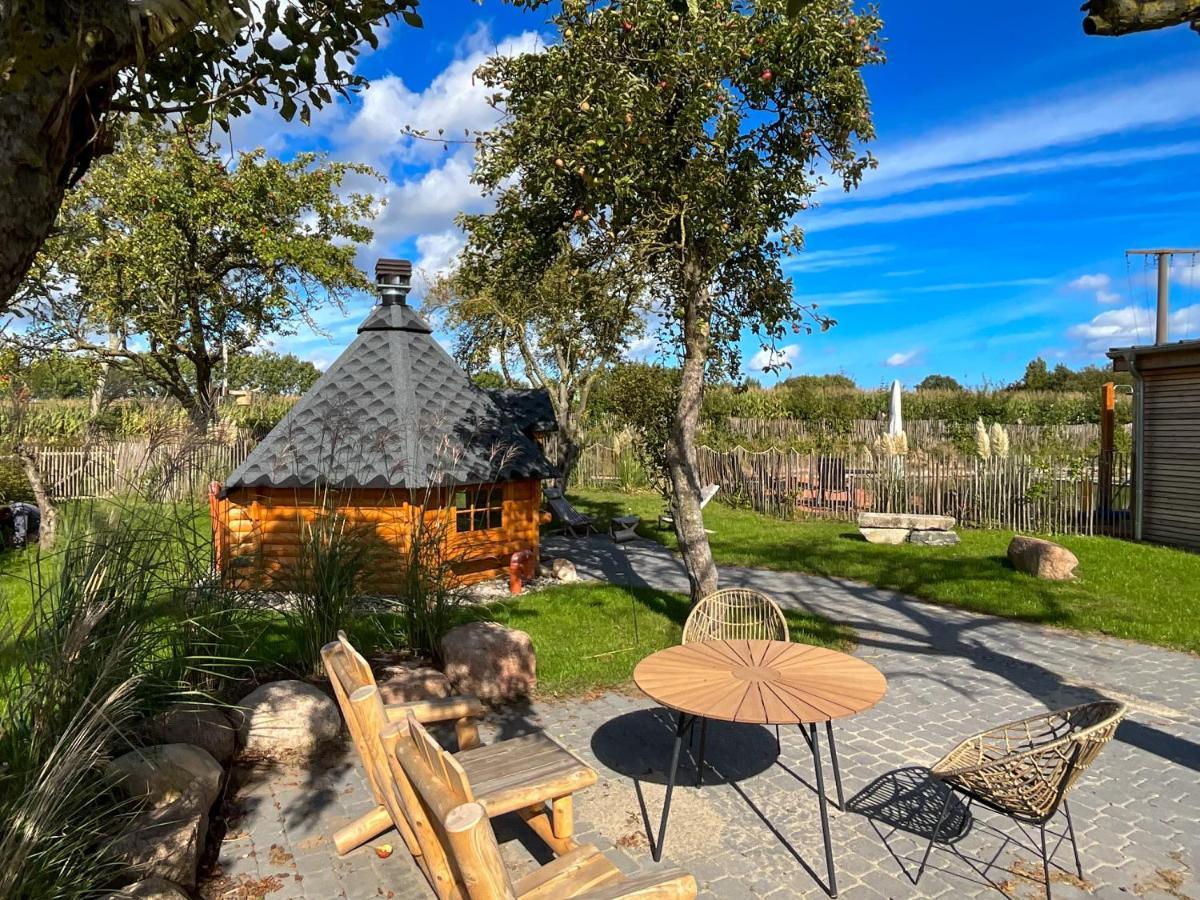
(107, 877, 190, 900)
(146, 703, 238, 766)
(550, 558, 578, 583)
(106, 744, 223, 812)
(111, 784, 208, 888)
(441, 622, 536, 704)
(235, 680, 342, 762)
(377, 662, 453, 705)
(1008, 535, 1079, 581)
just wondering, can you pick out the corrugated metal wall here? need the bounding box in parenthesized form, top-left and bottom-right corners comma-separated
(1141, 368, 1200, 551)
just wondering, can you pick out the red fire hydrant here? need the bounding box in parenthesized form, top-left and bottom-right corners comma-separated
(509, 549, 535, 595)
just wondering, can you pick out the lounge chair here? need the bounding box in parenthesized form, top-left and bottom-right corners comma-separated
(321, 632, 596, 857)
(658, 483, 720, 530)
(383, 711, 697, 899)
(543, 486, 596, 537)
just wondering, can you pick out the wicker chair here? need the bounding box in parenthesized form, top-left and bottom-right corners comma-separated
(681, 589, 818, 791)
(682, 588, 789, 644)
(918, 700, 1127, 898)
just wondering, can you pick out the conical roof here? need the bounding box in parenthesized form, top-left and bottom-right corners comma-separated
(224, 299, 555, 491)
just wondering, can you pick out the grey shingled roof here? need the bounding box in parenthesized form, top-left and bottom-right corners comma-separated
(224, 302, 556, 490)
(487, 388, 558, 435)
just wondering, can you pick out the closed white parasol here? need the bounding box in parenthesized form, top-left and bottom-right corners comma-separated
(887, 379, 903, 436)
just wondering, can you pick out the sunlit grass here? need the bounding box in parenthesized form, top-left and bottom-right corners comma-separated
(474, 582, 850, 696)
(568, 489, 1200, 654)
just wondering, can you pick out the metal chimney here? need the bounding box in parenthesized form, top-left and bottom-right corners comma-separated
(375, 259, 413, 306)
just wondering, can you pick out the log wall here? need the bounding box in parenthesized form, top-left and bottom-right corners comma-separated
(214, 479, 543, 589)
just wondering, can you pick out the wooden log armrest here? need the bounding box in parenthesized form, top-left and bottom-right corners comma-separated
(574, 870, 698, 900)
(511, 843, 696, 899)
(383, 695, 484, 724)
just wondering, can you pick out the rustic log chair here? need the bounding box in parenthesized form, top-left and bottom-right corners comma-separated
(384, 711, 697, 900)
(917, 701, 1127, 899)
(680, 589, 810, 788)
(322, 632, 486, 855)
(330, 669, 598, 867)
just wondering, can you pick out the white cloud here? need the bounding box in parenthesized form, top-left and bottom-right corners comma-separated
(802, 289, 893, 308)
(341, 30, 543, 169)
(786, 244, 893, 274)
(846, 141, 1200, 204)
(1174, 259, 1200, 287)
(623, 336, 658, 359)
(908, 277, 1052, 294)
(849, 67, 1200, 202)
(1067, 303, 1200, 353)
(367, 152, 489, 245)
(885, 349, 923, 367)
(1068, 273, 1111, 291)
(750, 345, 800, 371)
(805, 195, 1024, 232)
(413, 230, 466, 282)
(1096, 290, 1122, 305)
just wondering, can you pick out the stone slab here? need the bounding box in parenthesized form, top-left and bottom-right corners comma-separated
(859, 527, 911, 544)
(858, 512, 955, 531)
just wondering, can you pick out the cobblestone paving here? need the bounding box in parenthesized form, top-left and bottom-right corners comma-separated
(207, 536, 1200, 899)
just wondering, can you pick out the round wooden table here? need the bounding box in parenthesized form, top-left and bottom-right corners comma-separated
(634, 639, 887, 897)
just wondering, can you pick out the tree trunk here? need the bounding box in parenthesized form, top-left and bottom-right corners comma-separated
(17, 451, 57, 550)
(0, 4, 135, 311)
(556, 428, 582, 492)
(666, 258, 718, 602)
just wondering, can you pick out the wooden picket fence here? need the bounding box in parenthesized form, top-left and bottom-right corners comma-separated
(35, 439, 253, 501)
(723, 416, 1106, 452)
(572, 442, 1133, 538)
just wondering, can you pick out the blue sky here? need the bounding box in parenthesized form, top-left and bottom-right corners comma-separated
(232, 1, 1200, 388)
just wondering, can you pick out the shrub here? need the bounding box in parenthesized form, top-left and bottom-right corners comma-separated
(0, 457, 33, 502)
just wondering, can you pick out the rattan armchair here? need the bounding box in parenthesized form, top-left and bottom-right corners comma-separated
(680, 589, 818, 791)
(682, 588, 789, 644)
(918, 700, 1127, 899)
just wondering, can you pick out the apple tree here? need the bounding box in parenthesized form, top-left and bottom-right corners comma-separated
(471, 0, 883, 598)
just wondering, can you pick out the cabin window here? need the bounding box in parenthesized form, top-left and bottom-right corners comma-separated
(455, 486, 503, 532)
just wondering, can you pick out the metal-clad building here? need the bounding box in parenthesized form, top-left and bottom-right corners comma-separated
(1107, 340, 1200, 552)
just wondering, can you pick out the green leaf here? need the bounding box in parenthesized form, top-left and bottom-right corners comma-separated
(402, 10, 424, 28)
(280, 96, 297, 121)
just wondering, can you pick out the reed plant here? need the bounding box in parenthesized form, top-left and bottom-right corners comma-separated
(0, 498, 247, 897)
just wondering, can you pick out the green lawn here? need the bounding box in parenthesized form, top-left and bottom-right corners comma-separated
(475, 582, 850, 696)
(568, 488, 1200, 655)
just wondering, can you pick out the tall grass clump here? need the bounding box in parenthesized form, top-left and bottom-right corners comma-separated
(396, 498, 469, 667)
(280, 510, 377, 678)
(0, 499, 242, 897)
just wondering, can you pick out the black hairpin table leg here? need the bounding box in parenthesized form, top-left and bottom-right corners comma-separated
(653, 711, 694, 862)
(809, 722, 839, 897)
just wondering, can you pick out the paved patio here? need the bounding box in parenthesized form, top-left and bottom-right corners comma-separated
(205, 536, 1200, 899)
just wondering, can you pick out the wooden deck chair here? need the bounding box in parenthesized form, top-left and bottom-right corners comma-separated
(322, 631, 486, 855)
(543, 486, 596, 537)
(657, 484, 720, 530)
(383, 712, 697, 900)
(338, 680, 598, 867)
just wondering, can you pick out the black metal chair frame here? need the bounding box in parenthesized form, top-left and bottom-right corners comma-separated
(917, 747, 1085, 900)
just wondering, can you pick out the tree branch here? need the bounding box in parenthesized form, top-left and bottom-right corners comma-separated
(1081, 0, 1200, 35)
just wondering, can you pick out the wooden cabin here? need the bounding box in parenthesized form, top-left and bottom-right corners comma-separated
(1108, 339, 1200, 552)
(211, 259, 557, 588)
